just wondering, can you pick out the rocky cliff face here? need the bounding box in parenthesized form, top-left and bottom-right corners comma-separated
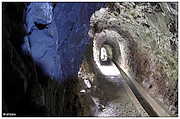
(90, 2, 178, 115)
(3, 2, 105, 116)
(23, 3, 105, 81)
(2, 2, 178, 116)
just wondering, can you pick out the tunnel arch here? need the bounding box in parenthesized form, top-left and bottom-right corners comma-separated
(93, 29, 122, 65)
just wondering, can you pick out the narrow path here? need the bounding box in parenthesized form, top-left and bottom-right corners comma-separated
(90, 67, 148, 116)
(90, 53, 148, 116)
(87, 45, 148, 116)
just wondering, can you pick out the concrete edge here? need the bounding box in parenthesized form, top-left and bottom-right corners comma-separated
(128, 76, 171, 116)
(114, 62, 171, 117)
(122, 79, 149, 117)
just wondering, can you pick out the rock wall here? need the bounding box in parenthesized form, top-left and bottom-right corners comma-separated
(2, 2, 178, 116)
(90, 2, 178, 115)
(2, 2, 105, 116)
(23, 3, 105, 81)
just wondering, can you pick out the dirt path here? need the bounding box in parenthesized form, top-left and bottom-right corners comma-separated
(90, 75, 148, 117)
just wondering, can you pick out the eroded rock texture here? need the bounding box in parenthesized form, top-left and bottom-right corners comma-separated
(23, 3, 105, 80)
(2, 2, 178, 116)
(90, 2, 178, 115)
(3, 2, 105, 116)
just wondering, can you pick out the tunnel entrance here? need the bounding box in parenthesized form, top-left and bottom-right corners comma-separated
(99, 38, 121, 66)
(92, 30, 123, 76)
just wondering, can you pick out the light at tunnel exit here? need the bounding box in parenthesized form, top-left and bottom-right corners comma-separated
(96, 61, 120, 76)
(93, 43, 120, 76)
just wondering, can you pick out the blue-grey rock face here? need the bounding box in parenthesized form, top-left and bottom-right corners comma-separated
(25, 3, 54, 33)
(54, 3, 105, 79)
(23, 2, 105, 81)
